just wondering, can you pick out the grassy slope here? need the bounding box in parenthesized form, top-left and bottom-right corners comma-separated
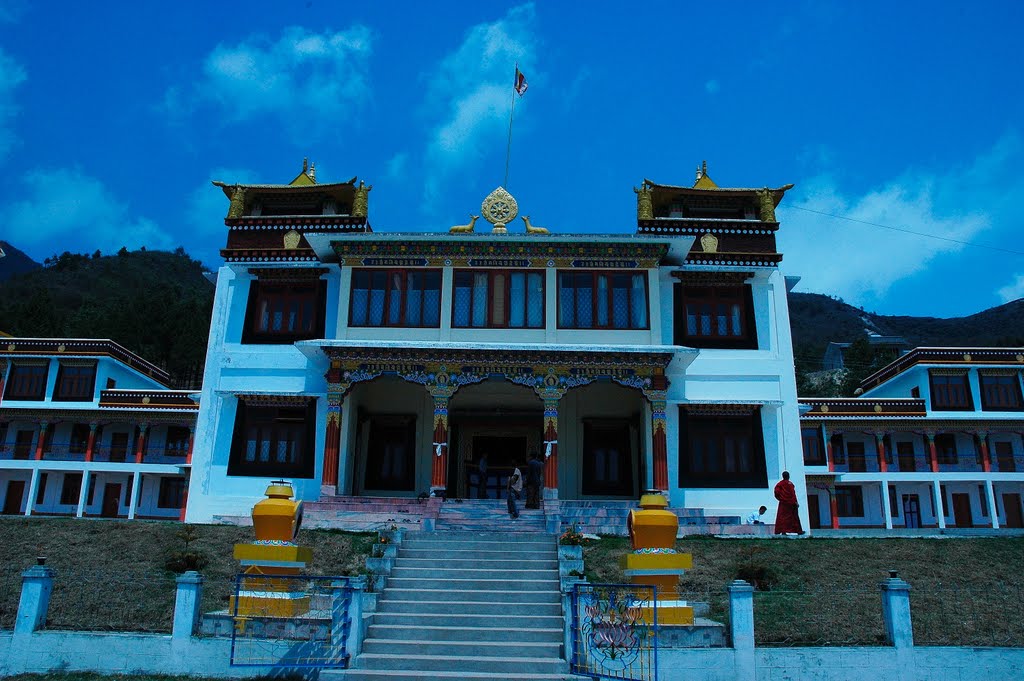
(0, 518, 374, 632)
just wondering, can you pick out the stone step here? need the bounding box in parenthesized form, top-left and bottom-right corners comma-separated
(393, 557, 558, 569)
(385, 576, 560, 591)
(381, 588, 560, 604)
(389, 567, 557, 579)
(400, 541, 554, 553)
(405, 532, 553, 544)
(376, 598, 562, 616)
(362, 638, 562, 659)
(329, 670, 576, 681)
(398, 548, 554, 560)
(357, 653, 569, 674)
(370, 612, 565, 630)
(367, 623, 563, 643)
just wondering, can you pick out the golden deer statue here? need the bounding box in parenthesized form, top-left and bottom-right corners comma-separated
(522, 215, 549, 234)
(450, 215, 478, 233)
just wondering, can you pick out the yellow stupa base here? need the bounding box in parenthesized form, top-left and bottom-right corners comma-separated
(233, 543, 313, 566)
(230, 593, 312, 618)
(647, 602, 695, 626)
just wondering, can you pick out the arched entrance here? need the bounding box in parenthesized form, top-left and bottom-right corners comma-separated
(447, 379, 542, 499)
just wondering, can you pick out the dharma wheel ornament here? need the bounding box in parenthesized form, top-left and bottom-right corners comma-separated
(481, 186, 519, 233)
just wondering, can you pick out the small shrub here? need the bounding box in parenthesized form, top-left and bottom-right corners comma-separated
(560, 523, 588, 546)
(164, 525, 210, 573)
(732, 546, 778, 591)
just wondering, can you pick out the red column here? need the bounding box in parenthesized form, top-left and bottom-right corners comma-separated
(134, 424, 148, 464)
(825, 430, 835, 472)
(652, 418, 668, 492)
(34, 423, 48, 460)
(322, 407, 341, 490)
(927, 433, 939, 473)
(0, 360, 6, 407)
(830, 493, 840, 529)
(430, 395, 449, 493)
(185, 427, 195, 465)
(84, 423, 98, 463)
(543, 399, 559, 490)
(978, 432, 991, 473)
(875, 433, 888, 473)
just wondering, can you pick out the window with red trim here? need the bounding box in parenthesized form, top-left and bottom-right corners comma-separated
(929, 372, 973, 411)
(935, 433, 958, 465)
(3, 363, 48, 401)
(229, 400, 316, 478)
(453, 270, 544, 328)
(801, 427, 825, 465)
(979, 374, 1023, 411)
(349, 269, 441, 328)
(243, 279, 327, 344)
(674, 284, 757, 349)
(558, 271, 648, 329)
(158, 477, 187, 509)
(53, 363, 96, 402)
(677, 407, 767, 487)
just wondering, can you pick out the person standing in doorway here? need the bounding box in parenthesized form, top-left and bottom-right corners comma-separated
(526, 450, 544, 509)
(477, 452, 489, 499)
(507, 460, 523, 519)
(773, 471, 804, 535)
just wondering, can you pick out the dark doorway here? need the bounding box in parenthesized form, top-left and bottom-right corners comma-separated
(995, 442, 1016, 472)
(3, 480, 25, 514)
(1003, 493, 1024, 528)
(902, 494, 921, 528)
(14, 430, 34, 460)
(581, 419, 635, 497)
(847, 441, 867, 472)
(807, 495, 821, 529)
(472, 436, 527, 499)
(101, 483, 121, 518)
(364, 415, 417, 492)
(896, 442, 916, 472)
(951, 493, 973, 528)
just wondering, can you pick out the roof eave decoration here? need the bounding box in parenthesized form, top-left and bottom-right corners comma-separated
(643, 179, 795, 205)
(860, 347, 1024, 393)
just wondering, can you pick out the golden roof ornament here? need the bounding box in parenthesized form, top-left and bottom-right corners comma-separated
(522, 215, 548, 234)
(481, 187, 518, 233)
(450, 215, 478, 233)
(227, 185, 246, 219)
(634, 181, 653, 220)
(353, 180, 372, 217)
(757, 187, 777, 222)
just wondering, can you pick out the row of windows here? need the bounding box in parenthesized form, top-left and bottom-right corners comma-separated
(2, 363, 98, 402)
(928, 372, 1023, 411)
(243, 270, 759, 349)
(802, 428, 1018, 471)
(226, 400, 767, 490)
(31, 473, 185, 509)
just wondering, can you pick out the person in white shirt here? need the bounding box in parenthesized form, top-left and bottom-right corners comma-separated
(746, 506, 768, 524)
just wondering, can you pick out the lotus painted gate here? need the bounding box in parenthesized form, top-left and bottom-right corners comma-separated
(570, 583, 658, 680)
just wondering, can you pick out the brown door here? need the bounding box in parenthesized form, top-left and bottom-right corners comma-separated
(952, 493, 973, 528)
(847, 442, 867, 472)
(3, 480, 25, 514)
(14, 430, 34, 459)
(903, 495, 921, 528)
(896, 442, 916, 472)
(101, 483, 121, 518)
(1003, 494, 1024, 528)
(995, 443, 1016, 472)
(807, 494, 821, 529)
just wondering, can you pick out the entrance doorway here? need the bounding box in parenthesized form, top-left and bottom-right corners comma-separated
(951, 493, 973, 528)
(101, 483, 121, 518)
(3, 480, 25, 514)
(1003, 493, 1024, 528)
(807, 495, 821, 529)
(902, 494, 921, 528)
(471, 436, 527, 499)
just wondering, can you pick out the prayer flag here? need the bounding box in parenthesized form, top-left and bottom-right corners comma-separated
(514, 68, 528, 96)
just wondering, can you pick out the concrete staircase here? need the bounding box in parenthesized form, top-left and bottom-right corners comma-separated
(335, 531, 570, 680)
(558, 500, 756, 536)
(301, 496, 428, 532)
(435, 498, 547, 533)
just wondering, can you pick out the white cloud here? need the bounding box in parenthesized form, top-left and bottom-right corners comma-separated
(386, 152, 409, 180)
(423, 4, 538, 198)
(777, 173, 990, 307)
(3, 168, 173, 259)
(166, 26, 373, 141)
(997, 274, 1024, 304)
(0, 48, 27, 160)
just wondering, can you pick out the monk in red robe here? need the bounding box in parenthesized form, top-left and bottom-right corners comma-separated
(773, 471, 804, 535)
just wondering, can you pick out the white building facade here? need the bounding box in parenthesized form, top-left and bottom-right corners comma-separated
(186, 166, 808, 530)
(0, 339, 196, 520)
(802, 348, 1024, 530)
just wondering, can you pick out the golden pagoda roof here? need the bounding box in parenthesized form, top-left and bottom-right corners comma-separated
(644, 178, 794, 205)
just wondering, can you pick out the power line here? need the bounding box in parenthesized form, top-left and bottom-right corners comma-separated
(787, 205, 1024, 257)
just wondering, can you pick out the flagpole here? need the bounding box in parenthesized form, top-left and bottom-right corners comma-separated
(503, 64, 517, 189)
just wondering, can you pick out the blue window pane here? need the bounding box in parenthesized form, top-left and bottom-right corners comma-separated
(574, 273, 592, 328)
(597, 275, 610, 327)
(559, 273, 575, 326)
(453, 273, 472, 327)
(630, 275, 647, 328)
(471, 273, 488, 327)
(509, 273, 526, 327)
(527, 273, 544, 328)
(388, 272, 403, 325)
(407, 272, 423, 326)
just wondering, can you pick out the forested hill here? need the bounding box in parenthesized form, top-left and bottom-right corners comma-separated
(0, 248, 214, 388)
(789, 291, 1024, 363)
(0, 241, 41, 282)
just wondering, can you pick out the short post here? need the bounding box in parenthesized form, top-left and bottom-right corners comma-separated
(727, 579, 756, 681)
(562, 583, 576, 671)
(172, 571, 204, 639)
(341, 578, 365, 661)
(15, 560, 55, 634)
(880, 570, 913, 648)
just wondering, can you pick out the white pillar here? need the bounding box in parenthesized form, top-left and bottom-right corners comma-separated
(76, 470, 90, 518)
(128, 471, 142, 519)
(881, 482, 893, 530)
(23, 468, 40, 516)
(986, 480, 1000, 529)
(172, 571, 204, 639)
(15, 563, 55, 634)
(933, 480, 946, 529)
(728, 580, 756, 681)
(880, 572, 913, 648)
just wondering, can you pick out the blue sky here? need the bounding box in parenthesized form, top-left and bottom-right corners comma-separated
(1, 1, 1022, 317)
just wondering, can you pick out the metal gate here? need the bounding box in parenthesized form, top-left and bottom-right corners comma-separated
(570, 583, 658, 680)
(229, 574, 354, 668)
